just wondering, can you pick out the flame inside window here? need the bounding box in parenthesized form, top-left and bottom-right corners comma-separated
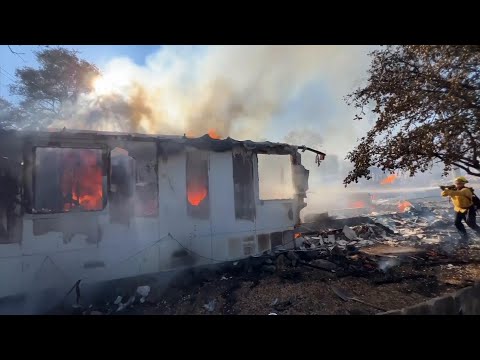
(61, 149, 103, 211)
(186, 151, 210, 218)
(34, 147, 104, 213)
(187, 185, 207, 206)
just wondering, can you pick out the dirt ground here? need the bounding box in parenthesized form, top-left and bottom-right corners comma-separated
(109, 248, 480, 315)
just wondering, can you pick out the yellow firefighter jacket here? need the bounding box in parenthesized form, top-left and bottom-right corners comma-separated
(441, 187, 473, 213)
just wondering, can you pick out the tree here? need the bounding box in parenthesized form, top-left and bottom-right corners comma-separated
(9, 47, 100, 129)
(344, 45, 480, 186)
(0, 97, 25, 129)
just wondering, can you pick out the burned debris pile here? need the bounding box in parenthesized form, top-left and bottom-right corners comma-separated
(300, 199, 474, 251)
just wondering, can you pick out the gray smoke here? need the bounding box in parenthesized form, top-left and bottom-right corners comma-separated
(50, 45, 374, 142)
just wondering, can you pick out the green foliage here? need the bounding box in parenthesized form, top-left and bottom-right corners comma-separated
(344, 45, 480, 185)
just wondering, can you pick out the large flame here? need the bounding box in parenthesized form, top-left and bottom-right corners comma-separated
(187, 185, 207, 206)
(208, 129, 221, 139)
(381, 174, 397, 185)
(61, 149, 103, 211)
(398, 200, 413, 213)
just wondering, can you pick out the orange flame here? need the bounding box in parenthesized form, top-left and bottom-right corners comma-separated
(381, 174, 397, 185)
(61, 149, 103, 211)
(208, 129, 221, 139)
(351, 201, 366, 209)
(398, 200, 413, 213)
(187, 186, 207, 206)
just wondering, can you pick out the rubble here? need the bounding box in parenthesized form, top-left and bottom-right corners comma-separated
(114, 296, 122, 305)
(116, 295, 136, 312)
(136, 286, 151, 298)
(261, 265, 276, 273)
(336, 240, 348, 247)
(204, 299, 216, 312)
(299, 198, 479, 253)
(343, 226, 358, 240)
(275, 254, 287, 270)
(310, 259, 337, 271)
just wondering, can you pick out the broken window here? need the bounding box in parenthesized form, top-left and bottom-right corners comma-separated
(257, 154, 295, 200)
(0, 161, 21, 243)
(33, 147, 106, 213)
(109, 147, 135, 223)
(108, 142, 158, 220)
(232, 151, 255, 221)
(186, 151, 210, 219)
(134, 157, 158, 217)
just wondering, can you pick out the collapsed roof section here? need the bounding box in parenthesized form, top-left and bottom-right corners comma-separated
(0, 129, 326, 160)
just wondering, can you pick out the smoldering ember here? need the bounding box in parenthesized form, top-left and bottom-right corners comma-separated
(0, 128, 479, 315)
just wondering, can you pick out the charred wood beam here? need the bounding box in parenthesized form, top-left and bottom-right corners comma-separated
(297, 146, 326, 160)
(297, 146, 326, 167)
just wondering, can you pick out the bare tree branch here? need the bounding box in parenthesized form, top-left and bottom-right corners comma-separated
(7, 45, 26, 62)
(344, 45, 480, 186)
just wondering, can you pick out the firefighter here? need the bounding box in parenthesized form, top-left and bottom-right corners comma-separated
(441, 176, 480, 245)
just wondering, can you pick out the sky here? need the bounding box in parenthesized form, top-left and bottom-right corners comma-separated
(0, 45, 376, 163)
(0, 45, 161, 97)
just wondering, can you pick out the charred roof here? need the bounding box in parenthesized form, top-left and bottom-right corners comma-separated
(0, 129, 326, 158)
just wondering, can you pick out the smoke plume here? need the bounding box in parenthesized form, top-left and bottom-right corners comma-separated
(51, 45, 374, 143)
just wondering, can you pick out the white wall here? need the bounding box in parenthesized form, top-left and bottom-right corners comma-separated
(0, 147, 300, 300)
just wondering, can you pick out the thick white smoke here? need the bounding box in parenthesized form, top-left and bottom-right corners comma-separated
(51, 45, 375, 144)
(50, 45, 383, 212)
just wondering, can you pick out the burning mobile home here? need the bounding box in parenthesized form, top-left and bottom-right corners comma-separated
(0, 129, 324, 301)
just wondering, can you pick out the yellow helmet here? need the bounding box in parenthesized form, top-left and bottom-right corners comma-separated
(455, 176, 468, 183)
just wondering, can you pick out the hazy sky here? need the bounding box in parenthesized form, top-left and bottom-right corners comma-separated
(0, 45, 377, 161)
